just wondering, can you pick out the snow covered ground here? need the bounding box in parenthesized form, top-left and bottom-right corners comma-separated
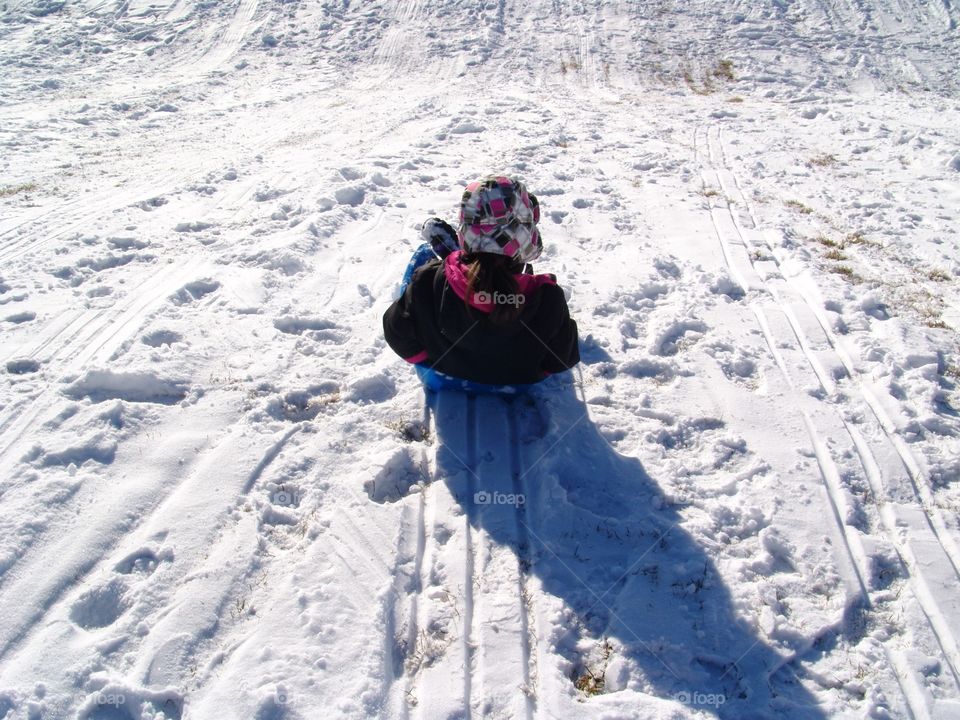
(1, 0, 959, 717)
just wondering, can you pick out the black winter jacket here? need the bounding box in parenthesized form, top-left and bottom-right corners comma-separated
(383, 253, 579, 385)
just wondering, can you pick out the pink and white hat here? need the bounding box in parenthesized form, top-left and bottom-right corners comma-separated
(457, 176, 542, 263)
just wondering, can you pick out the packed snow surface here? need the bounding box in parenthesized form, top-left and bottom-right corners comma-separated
(1, 0, 960, 718)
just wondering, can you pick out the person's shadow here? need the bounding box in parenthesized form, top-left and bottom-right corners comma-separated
(429, 371, 827, 719)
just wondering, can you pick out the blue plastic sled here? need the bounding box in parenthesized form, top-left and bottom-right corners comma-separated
(415, 365, 537, 396)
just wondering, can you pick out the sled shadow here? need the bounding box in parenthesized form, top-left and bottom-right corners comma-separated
(429, 377, 827, 719)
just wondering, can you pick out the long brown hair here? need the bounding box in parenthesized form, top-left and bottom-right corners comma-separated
(463, 253, 523, 324)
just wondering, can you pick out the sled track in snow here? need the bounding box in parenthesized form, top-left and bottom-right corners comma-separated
(0, 259, 193, 463)
(0, 404, 303, 669)
(388, 391, 539, 718)
(0, 165, 206, 266)
(695, 123, 960, 707)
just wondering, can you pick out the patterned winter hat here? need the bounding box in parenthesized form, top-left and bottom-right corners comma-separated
(457, 176, 542, 263)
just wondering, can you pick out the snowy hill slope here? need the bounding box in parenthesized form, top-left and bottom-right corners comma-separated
(1, 0, 959, 718)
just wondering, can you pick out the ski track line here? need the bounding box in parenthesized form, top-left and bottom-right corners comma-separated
(200, 0, 259, 74)
(710, 122, 960, 591)
(512, 396, 553, 720)
(787, 276, 960, 584)
(0, 305, 86, 367)
(0, 102, 287, 267)
(68, 260, 203, 373)
(699, 123, 960, 703)
(397, 457, 431, 718)
(702, 131, 936, 713)
(696, 124, 874, 604)
(846, 420, 960, 690)
(718, 134, 960, 697)
(0, 164, 203, 265)
(0, 259, 189, 462)
(0, 259, 189, 454)
(718, 126, 960, 579)
(0, 145, 271, 455)
(126, 426, 307, 691)
(0, 408, 292, 667)
(326, 506, 396, 602)
(749, 304, 875, 599)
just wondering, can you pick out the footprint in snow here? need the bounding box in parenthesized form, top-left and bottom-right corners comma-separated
(114, 545, 172, 576)
(706, 340, 762, 387)
(5, 311, 37, 324)
(339, 166, 364, 181)
(708, 273, 746, 301)
(7, 358, 40, 374)
(70, 577, 131, 629)
(86, 285, 113, 298)
(170, 279, 221, 306)
(365, 448, 423, 504)
(72, 546, 173, 631)
(142, 329, 183, 347)
(266, 384, 340, 422)
(620, 357, 676, 383)
(107, 236, 149, 251)
(651, 318, 709, 356)
(63, 369, 189, 405)
(273, 317, 349, 345)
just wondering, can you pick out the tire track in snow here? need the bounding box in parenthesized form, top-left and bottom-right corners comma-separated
(697, 122, 960, 707)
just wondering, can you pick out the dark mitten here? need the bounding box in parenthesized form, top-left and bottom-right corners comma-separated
(421, 217, 460, 259)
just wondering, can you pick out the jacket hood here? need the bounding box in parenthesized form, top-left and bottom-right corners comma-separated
(433, 251, 557, 346)
(442, 250, 556, 312)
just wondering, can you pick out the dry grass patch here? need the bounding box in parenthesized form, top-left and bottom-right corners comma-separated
(0, 182, 38, 198)
(785, 199, 813, 214)
(809, 153, 838, 168)
(713, 59, 735, 81)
